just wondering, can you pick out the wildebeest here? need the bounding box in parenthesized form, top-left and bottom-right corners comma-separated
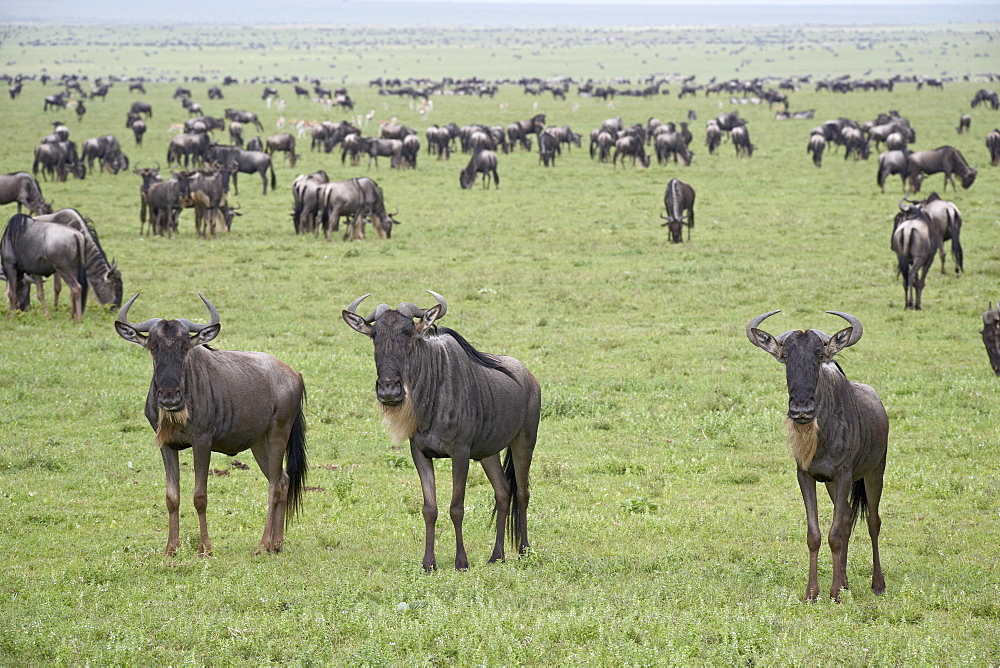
(746, 310, 887, 601)
(957, 114, 971, 134)
(971, 89, 1000, 109)
(129, 101, 153, 118)
(228, 121, 243, 148)
(807, 132, 825, 167)
(33, 208, 122, 309)
(907, 146, 976, 192)
(33, 141, 85, 182)
(291, 170, 330, 234)
(166, 133, 209, 168)
(507, 114, 546, 151)
(981, 302, 1000, 375)
(176, 169, 232, 239)
(427, 124, 456, 159)
(400, 134, 420, 168)
(1, 213, 88, 321)
(115, 293, 307, 556)
(897, 194, 963, 275)
(207, 86, 224, 100)
(365, 138, 404, 170)
(44, 93, 67, 111)
(266, 133, 298, 167)
(205, 144, 276, 196)
(731, 125, 756, 157)
(613, 136, 650, 168)
(245, 136, 263, 152)
(538, 130, 559, 167)
(225, 108, 264, 132)
(81, 135, 124, 173)
(317, 177, 399, 241)
(891, 205, 940, 310)
(145, 177, 183, 237)
(705, 120, 722, 155)
(343, 291, 540, 570)
(876, 150, 912, 193)
(841, 126, 869, 160)
(127, 113, 147, 145)
(459, 150, 499, 189)
(654, 131, 693, 166)
(986, 129, 1000, 166)
(134, 166, 162, 234)
(660, 178, 695, 243)
(0, 172, 51, 215)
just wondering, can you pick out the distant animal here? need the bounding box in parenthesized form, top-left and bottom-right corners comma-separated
(956, 114, 971, 134)
(316, 177, 399, 241)
(896, 193, 963, 275)
(660, 178, 695, 243)
(459, 150, 499, 189)
(204, 145, 275, 196)
(129, 101, 152, 118)
(343, 291, 540, 571)
(981, 301, 1000, 375)
(1, 213, 88, 321)
(907, 146, 976, 192)
(891, 205, 941, 310)
(114, 293, 308, 556)
(0, 172, 51, 216)
(731, 125, 756, 157)
(266, 133, 298, 167)
(225, 108, 264, 132)
(970, 89, 1000, 109)
(986, 129, 1000, 166)
(807, 132, 825, 167)
(613, 136, 650, 168)
(746, 310, 887, 601)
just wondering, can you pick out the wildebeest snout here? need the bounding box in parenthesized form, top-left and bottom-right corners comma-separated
(376, 377, 404, 406)
(157, 387, 185, 412)
(787, 397, 815, 424)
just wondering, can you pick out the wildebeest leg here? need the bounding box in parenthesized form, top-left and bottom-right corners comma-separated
(510, 429, 536, 555)
(53, 273, 62, 310)
(826, 476, 854, 600)
(29, 275, 50, 317)
(250, 436, 291, 554)
(162, 446, 182, 556)
(797, 470, 822, 601)
(913, 265, 928, 310)
(411, 444, 438, 572)
(192, 443, 213, 556)
(480, 453, 511, 563)
(449, 450, 471, 570)
(864, 463, 886, 595)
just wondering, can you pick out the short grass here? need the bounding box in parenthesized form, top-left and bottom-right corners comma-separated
(1, 22, 999, 665)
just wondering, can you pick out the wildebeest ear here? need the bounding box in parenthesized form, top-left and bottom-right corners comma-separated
(822, 327, 853, 361)
(749, 328, 782, 361)
(415, 304, 442, 335)
(194, 323, 220, 346)
(115, 321, 148, 347)
(342, 310, 372, 336)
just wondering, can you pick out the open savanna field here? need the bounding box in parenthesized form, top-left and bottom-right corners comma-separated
(1, 21, 999, 665)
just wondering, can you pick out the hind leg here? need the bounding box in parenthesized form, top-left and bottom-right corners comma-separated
(480, 453, 511, 563)
(30, 275, 50, 317)
(864, 462, 887, 595)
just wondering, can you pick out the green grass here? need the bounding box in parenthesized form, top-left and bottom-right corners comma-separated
(1, 22, 999, 665)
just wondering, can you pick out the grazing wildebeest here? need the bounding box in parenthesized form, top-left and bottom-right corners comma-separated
(986, 129, 1000, 166)
(654, 131, 693, 166)
(266, 133, 298, 167)
(660, 178, 695, 243)
(876, 150, 912, 193)
(206, 145, 276, 195)
(245, 136, 263, 152)
(981, 302, 1000, 375)
(400, 134, 420, 168)
(507, 114, 546, 151)
(897, 194, 963, 275)
(129, 81, 146, 95)
(173, 86, 192, 100)
(807, 133, 825, 167)
(115, 293, 308, 556)
(145, 177, 183, 237)
(81, 135, 123, 172)
(907, 146, 976, 192)
(0, 172, 51, 216)
(291, 171, 329, 234)
(841, 127, 869, 161)
(129, 101, 152, 118)
(33, 141, 85, 182)
(343, 291, 540, 571)
(1, 214, 88, 322)
(971, 89, 1000, 109)
(459, 150, 499, 189)
(207, 86, 224, 100)
(127, 114, 146, 145)
(705, 120, 722, 155)
(957, 114, 971, 134)
(33, 208, 122, 309)
(613, 136, 650, 168)
(538, 130, 559, 167)
(891, 205, 940, 310)
(261, 86, 278, 100)
(365, 138, 403, 170)
(228, 121, 243, 148)
(317, 177, 399, 241)
(44, 93, 68, 111)
(167, 133, 209, 168)
(746, 310, 887, 601)
(225, 108, 264, 132)
(426, 125, 452, 159)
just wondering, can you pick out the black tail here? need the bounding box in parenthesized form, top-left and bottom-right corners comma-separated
(284, 393, 308, 528)
(949, 210, 964, 273)
(849, 478, 868, 529)
(269, 162, 276, 192)
(504, 448, 519, 550)
(77, 236, 89, 313)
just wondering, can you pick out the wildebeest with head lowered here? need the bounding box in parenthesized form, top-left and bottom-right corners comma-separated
(343, 291, 540, 571)
(660, 178, 695, 243)
(459, 150, 499, 189)
(907, 146, 976, 193)
(891, 204, 940, 310)
(115, 293, 307, 556)
(747, 310, 887, 601)
(0, 172, 51, 216)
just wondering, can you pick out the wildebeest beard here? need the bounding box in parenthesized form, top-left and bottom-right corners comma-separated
(156, 406, 190, 447)
(785, 417, 819, 469)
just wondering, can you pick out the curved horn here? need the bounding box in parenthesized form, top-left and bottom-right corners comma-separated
(746, 310, 781, 344)
(346, 293, 387, 324)
(426, 290, 447, 319)
(826, 311, 863, 347)
(896, 196, 913, 213)
(396, 302, 425, 318)
(175, 294, 221, 332)
(116, 291, 159, 332)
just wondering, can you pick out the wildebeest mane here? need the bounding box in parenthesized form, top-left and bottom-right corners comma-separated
(437, 326, 517, 380)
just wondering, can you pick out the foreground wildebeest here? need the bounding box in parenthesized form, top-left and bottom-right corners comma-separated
(0, 172, 51, 215)
(459, 150, 499, 189)
(29, 208, 122, 310)
(660, 178, 695, 243)
(115, 293, 307, 556)
(907, 146, 976, 192)
(897, 194, 963, 275)
(205, 145, 276, 196)
(343, 291, 540, 570)
(747, 310, 887, 601)
(981, 302, 1000, 375)
(891, 204, 940, 310)
(1, 213, 88, 322)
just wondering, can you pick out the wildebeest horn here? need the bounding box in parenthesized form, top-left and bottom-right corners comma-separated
(897, 196, 917, 212)
(826, 311, 863, 347)
(746, 310, 781, 345)
(426, 290, 447, 319)
(116, 292, 160, 332)
(175, 294, 221, 333)
(346, 293, 388, 324)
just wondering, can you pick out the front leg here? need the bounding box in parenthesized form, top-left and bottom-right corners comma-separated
(411, 444, 438, 572)
(797, 469, 821, 602)
(826, 476, 854, 601)
(192, 443, 213, 557)
(161, 446, 181, 556)
(449, 450, 471, 570)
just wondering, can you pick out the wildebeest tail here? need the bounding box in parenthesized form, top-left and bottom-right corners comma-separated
(76, 232, 89, 312)
(284, 393, 308, 527)
(503, 448, 519, 549)
(895, 226, 913, 279)
(269, 161, 276, 192)
(949, 210, 964, 272)
(849, 478, 868, 528)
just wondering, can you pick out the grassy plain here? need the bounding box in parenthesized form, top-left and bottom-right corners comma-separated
(1, 22, 999, 665)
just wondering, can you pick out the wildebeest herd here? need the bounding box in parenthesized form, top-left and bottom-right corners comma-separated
(1, 71, 998, 604)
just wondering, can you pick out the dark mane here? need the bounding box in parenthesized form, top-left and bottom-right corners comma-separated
(438, 326, 516, 380)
